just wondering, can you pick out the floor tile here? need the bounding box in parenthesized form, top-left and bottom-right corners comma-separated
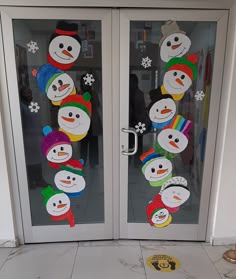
(141, 244, 221, 279)
(0, 248, 12, 270)
(72, 245, 146, 279)
(203, 245, 236, 279)
(79, 240, 140, 247)
(0, 243, 78, 279)
(140, 240, 204, 246)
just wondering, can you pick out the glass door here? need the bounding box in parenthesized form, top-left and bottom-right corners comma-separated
(1, 7, 112, 243)
(120, 9, 228, 240)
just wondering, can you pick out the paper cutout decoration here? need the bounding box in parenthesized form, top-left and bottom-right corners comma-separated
(32, 64, 76, 106)
(83, 73, 95, 86)
(160, 176, 190, 212)
(27, 40, 39, 54)
(41, 126, 72, 168)
(148, 94, 176, 129)
(48, 21, 81, 70)
(54, 159, 86, 197)
(157, 115, 192, 154)
(28, 101, 40, 113)
(141, 56, 152, 68)
(159, 20, 191, 63)
(162, 54, 198, 101)
(58, 93, 92, 142)
(146, 199, 172, 228)
(195, 90, 205, 101)
(146, 255, 181, 272)
(140, 148, 172, 187)
(41, 185, 75, 227)
(135, 122, 146, 134)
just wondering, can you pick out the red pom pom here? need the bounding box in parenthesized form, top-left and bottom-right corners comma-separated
(186, 54, 198, 64)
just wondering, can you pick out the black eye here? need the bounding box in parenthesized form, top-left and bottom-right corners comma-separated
(164, 106, 167, 109)
(168, 135, 173, 139)
(167, 41, 171, 47)
(76, 114, 80, 118)
(67, 176, 70, 179)
(53, 203, 56, 207)
(69, 112, 73, 117)
(67, 46, 72, 51)
(175, 138, 179, 143)
(173, 72, 177, 76)
(52, 85, 57, 91)
(151, 168, 155, 173)
(174, 37, 179, 42)
(53, 149, 56, 153)
(59, 43, 64, 48)
(59, 200, 62, 204)
(58, 80, 63, 86)
(156, 109, 159, 112)
(159, 164, 163, 169)
(181, 75, 185, 80)
(60, 146, 64, 151)
(72, 177, 76, 181)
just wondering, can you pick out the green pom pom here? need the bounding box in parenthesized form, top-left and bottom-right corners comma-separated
(83, 92, 91, 102)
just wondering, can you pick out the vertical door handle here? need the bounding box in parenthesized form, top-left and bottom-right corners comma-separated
(121, 128, 138, 156)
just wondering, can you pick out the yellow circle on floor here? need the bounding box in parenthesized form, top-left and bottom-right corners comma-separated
(146, 254, 180, 272)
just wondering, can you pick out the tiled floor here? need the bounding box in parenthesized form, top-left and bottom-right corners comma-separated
(0, 240, 235, 279)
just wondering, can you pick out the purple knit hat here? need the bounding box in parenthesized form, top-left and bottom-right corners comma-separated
(41, 126, 71, 156)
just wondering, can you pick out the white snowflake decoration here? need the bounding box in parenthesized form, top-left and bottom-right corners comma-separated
(83, 73, 95, 86)
(28, 102, 40, 113)
(194, 90, 205, 101)
(27, 41, 39, 54)
(135, 122, 146, 134)
(141, 56, 152, 69)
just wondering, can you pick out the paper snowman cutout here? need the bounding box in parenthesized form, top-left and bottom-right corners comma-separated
(58, 93, 92, 142)
(32, 64, 76, 106)
(162, 54, 198, 101)
(48, 21, 81, 70)
(159, 21, 191, 63)
(157, 115, 192, 154)
(54, 159, 86, 197)
(41, 126, 72, 168)
(41, 185, 75, 227)
(148, 94, 176, 129)
(140, 148, 172, 187)
(160, 176, 190, 211)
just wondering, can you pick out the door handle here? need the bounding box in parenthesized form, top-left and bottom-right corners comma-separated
(121, 128, 138, 156)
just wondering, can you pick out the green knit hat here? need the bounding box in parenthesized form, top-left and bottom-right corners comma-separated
(41, 185, 64, 206)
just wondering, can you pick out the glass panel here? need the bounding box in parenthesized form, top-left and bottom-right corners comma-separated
(128, 21, 216, 225)
(13, 19, 104, 226)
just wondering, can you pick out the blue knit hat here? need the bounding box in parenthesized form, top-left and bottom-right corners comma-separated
(36, 64, 63, 94)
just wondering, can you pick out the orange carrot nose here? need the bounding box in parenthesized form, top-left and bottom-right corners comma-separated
(159, 215, 166, 219)
(171, 43, 181, 50)
(62, 116, 75, 122)
(173, 195, 182, 201)
(161, 108, 172, 114)
(62, 49, 73, 58)
(58, 151, 68, 156)
(60, 180, 71, 184)
(58, 84, 69, 92)
(169, 141, 179, 149)
(57, 203, 67, 209)
(175, 78, 184, 86)
(157, 169, 168, 175)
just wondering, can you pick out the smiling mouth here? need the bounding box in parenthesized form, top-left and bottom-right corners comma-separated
(150, 172, 169, 179)
(54, 87, 71, 99)
(51, 154, 70, 161)
(53, 205, 68, 213)
(154, 112, 173, 120)
(166, 80, 181, 90)
(61, 121, 81, 130)
(158, 215, 166, 220)
(54, 52, 71, 61)
(169, 47, 186, 58)
(165, 197, 181, 204)
(59, 183, 77, 188)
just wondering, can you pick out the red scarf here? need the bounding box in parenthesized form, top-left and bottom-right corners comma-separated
(47, 53, 75, 70)
(51, 208, 75, 227)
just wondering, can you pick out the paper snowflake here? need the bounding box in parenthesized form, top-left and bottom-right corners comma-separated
(28, 102, 40, 113)
(83, 73, 95, 86)
(135, 122, 146, 134)
(194, 90, 205, 101)
(141, 56, 152, 69)
(27, 41, 39, 54)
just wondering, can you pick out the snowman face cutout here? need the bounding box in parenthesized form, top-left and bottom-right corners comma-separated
(49, 35, 81, 65)
(163, 70, 192, 95)
(47, 73, 75, 101)
(149, 98, 176, 124)
(58, 106, 91, 135)
(160, 33, 191, 62)
(144, 158, 172, 182)
(46, 144, 72, 163)
(151, 208, 169, 225)
(161, 185, 190, 208)
(54, 170, 85, 193)
(46, 193, 70, 216)
(158, 128, 188, 154)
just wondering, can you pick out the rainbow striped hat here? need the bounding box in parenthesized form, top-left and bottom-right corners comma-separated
(140, 148, 161, 165)
(165, 115, 192, 139)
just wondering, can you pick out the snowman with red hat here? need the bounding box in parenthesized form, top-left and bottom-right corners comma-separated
(48, 21, 81, 70)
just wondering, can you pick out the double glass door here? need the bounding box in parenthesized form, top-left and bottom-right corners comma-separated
(0, 7, 227, 243)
